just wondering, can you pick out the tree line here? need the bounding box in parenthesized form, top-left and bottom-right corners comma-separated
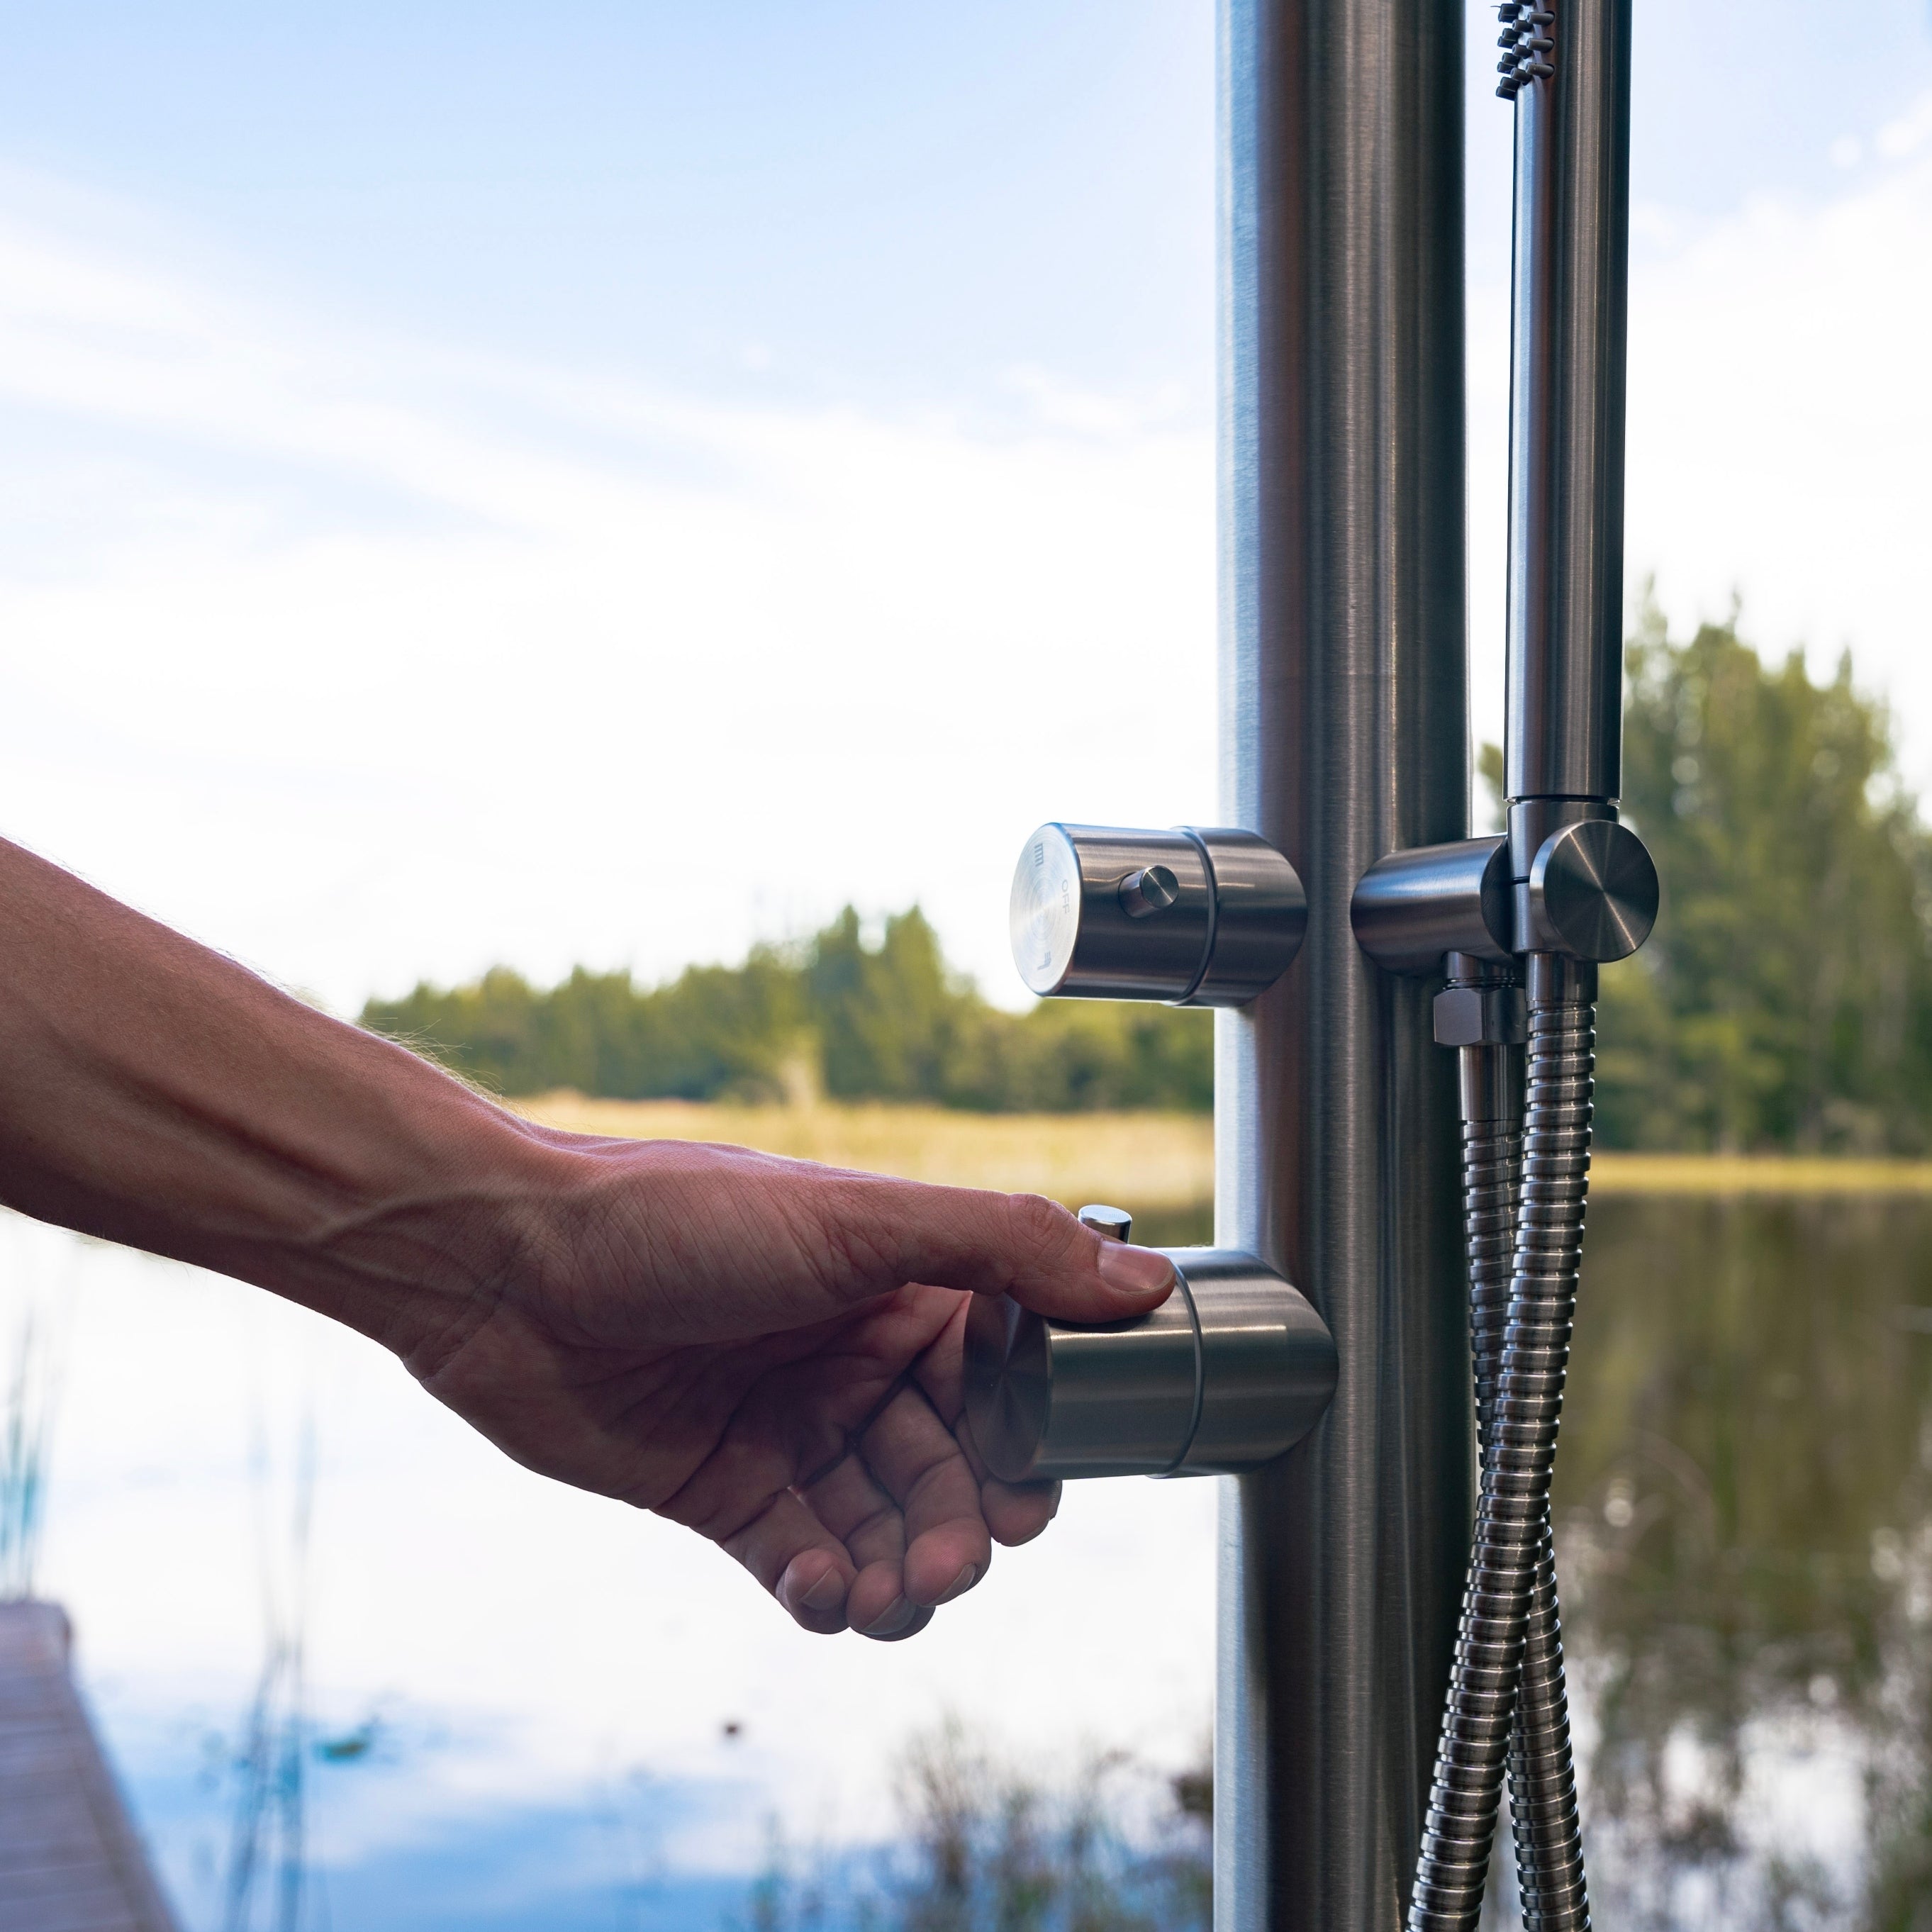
(361, 903, 1212, 1115)
(1592, 603, 1932, 1153)
(362, 608, 1932, 1149)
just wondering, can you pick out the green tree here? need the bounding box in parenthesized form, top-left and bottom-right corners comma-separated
(359, 909, 1213, 1114)
(808, 908, 968, 1103)
(1604, 603, 1932, 1151)
(1487, 605, 1932, 1151)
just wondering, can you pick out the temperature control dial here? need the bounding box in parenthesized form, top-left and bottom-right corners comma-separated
(964, 1210, 1336, 1481)
(1010, 824, 1305, 1007)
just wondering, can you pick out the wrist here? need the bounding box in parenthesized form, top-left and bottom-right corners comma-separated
(299, 1099, 575, 1369)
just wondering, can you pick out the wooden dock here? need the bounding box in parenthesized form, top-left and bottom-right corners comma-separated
(0, 1602, 179, 1932)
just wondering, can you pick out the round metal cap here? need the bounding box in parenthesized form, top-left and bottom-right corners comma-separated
(963, 1285, 1197, 1482)
(963, 1294, 1057, 1481)
(1008, 825, 1214, 1002)
(1530, 819, 1659, 962)
(1010, 825, 1085, 997)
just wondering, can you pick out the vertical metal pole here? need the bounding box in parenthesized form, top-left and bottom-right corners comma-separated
(1504, 0, 1633, 820)
(1214, 6, 1470, 1931)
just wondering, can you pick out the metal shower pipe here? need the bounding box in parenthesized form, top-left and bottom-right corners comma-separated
(1504, 0, 1633, 845)
(1214, 6, 1471, 1931)
(983, 6, 1643, 1927)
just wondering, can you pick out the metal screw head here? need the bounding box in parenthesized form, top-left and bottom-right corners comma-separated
(1078, 1204, 1134, 1243)
(1118, 864, 1180, 920)
(1530, 820, 1660, 961)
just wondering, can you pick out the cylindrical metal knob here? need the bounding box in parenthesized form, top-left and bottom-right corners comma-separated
(1522, 817, 1658, 960)
(964, 1247, 1336, 1481)
(1009, 823, 1305, 1007)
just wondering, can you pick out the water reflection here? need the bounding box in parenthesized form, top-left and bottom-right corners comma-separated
(1546, 1196, 1932, 1929)
(29, 1195, 1932, 1928)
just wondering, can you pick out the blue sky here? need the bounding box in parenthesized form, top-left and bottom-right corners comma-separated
(1, 3, 1929, 1005)
(6, 4, 1928, 406)
(6, 13, 1931, 1923)
(0, 4, 1217, 409)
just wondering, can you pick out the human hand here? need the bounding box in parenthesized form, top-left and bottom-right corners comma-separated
(0, 837, 1174, 1641)
(399, 1134, 1177, 1641)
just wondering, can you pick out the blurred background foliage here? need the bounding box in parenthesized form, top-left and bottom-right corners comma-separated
(361, 905, 1212, 1115)
(742, 1718, 1211, 1932)
(1590, 601, 1932, 1154)
(364, 609, 1932, 1149)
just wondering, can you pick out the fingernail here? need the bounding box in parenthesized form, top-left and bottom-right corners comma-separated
(1096, 1242, 1177, 1298)
(936, 1563, 978, 1605)
(791, 1567, 847, 1614)
(859, 1596, 916, 1637)
(861, 1605, 934, 1645)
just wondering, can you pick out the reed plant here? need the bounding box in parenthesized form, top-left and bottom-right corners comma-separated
(0, 1306, 58, 1601)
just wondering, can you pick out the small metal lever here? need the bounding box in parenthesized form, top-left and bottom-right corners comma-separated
(1010, 823, 1306, 1006)
(963, 1207, 1336, 1481)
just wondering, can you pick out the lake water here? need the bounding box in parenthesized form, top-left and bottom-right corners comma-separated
(1528, 1195, 1932, 1928)
(9, 1192, 1931, 1929)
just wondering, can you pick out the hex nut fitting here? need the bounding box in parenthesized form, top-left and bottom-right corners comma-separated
(1432, 982, 1528, 1048)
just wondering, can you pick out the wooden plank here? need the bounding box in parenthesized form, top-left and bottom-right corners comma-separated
(0, 1603, 179, 1932)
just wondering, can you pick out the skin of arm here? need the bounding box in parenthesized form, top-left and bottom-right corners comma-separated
(0, 837, 1177, 1641)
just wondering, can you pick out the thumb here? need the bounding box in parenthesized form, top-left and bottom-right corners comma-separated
(812, 1176, 1177, 1322)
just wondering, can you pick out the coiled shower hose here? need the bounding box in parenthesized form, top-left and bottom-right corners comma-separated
(1409, 954, 1596, 1932)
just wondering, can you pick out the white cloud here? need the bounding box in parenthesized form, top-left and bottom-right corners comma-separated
(1472, 118, 1932, 787)
(0, 189, 1216, 1010)
(11, 113, 1932, 1006)
(1878, 88, 1932, 160)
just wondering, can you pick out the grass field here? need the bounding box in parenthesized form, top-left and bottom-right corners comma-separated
(511, 1092, 1216, 1207)
(509, 1093, 1932, 1204)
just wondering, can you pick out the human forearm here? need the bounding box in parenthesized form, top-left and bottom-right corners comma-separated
(0, 835, 1180, 1637)
(0, 836, 545, 1354)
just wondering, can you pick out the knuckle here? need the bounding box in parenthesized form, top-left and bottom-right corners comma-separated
(1004, 1191, 1080, 1268)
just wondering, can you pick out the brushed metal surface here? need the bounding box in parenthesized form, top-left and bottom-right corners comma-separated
(964, 1283, 1200, 1480)
(1190, 828, 1311, 1005)
(1525, 817, 1657, 961)
(1180, 1250, 1339, 1477)
(1503, 0, 1633, 806)
(962, 1249, 1335, 1482)
(1216, 3, 1470, 1929)
(1010, 823, 1305, 1005)
(1351, 837, 1514, 976)
(1011, 825, 1214, 1000)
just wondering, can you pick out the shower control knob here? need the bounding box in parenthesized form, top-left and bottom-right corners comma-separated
(964, 1239, 1336, 1482)
(1078, 1204, 1134, 1242)
(1523, 819, 1659, 961)
(1010, 824, 1306, 1007)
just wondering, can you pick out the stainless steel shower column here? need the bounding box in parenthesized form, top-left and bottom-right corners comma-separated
(1215, 6, 1471, 1931)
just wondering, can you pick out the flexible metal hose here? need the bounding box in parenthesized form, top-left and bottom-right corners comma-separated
(1408, 1052, 1524, 1927)
(1408, 956, 1595, 1932)
(1504, 960, 1593, 1931)
(1512, 1524, 1585, 1926)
